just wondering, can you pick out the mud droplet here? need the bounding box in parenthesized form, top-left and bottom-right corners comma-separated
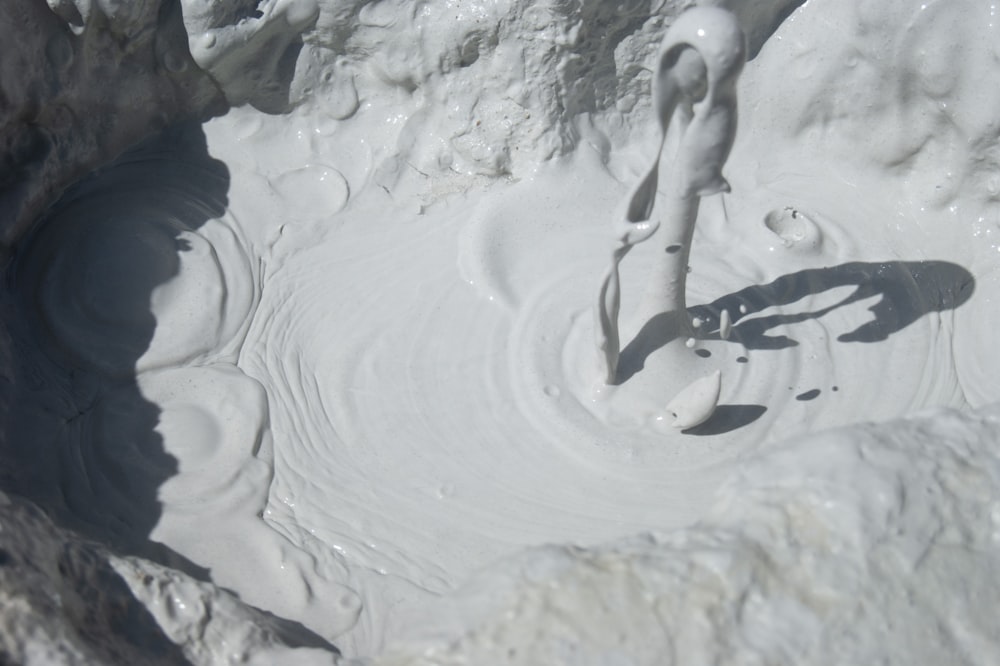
(665, 370, 722, 429)
(719, 309, 732, 340)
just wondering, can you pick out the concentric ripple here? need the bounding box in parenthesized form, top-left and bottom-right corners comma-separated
(6, 122, 982, 652)
(14, 139, 257, 378)
(63, 364, 270, 531)
(234, 153, 976, 631)
(7, 126, 362, 642)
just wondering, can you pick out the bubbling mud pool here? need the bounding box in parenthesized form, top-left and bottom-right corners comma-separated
(4, 0, 1000, 661)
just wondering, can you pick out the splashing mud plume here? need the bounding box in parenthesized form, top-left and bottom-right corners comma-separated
(2, 0, 1000, 664)
(596, 6, 744, 427)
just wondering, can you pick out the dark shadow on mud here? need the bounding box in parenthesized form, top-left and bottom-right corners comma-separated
(3, 121, 219, 570)
(619, 260, 975, 383)
(689, 260, 975, 349)
(0, 121, 337, 656)
(682, 404, 767, 436)
(615, 310, 687, 384)
(743, 0, 808, 58)
(251, 38, 306, 114)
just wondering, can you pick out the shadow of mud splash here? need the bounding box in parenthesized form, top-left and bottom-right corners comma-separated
(0, 121, 335, 654)
(621, 260, 974, 378)
(682, 404, 768, 436)
(615, 260, 974, 433)
(689, 260, 976, 349)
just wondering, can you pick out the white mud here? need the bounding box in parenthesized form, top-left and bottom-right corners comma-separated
(3, 0, 1000, 663)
